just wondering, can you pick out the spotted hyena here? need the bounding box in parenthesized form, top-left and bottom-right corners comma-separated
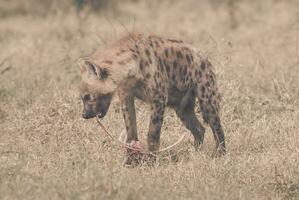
(79, 32, 225, 161)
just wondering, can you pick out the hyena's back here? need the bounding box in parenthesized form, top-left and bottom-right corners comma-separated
(132, 34, 225, 154)
(133, 34, 221, 113)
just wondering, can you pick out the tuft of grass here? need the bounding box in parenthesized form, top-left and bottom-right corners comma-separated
(0, 0, 299, 199)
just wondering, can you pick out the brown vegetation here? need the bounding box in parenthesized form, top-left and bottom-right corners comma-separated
(0, 0, 299, 199)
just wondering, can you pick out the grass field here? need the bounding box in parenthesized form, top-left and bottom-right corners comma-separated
(0, 0, 299, 199)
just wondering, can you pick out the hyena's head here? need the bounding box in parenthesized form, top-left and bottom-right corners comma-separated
(79, 58, 117, 119)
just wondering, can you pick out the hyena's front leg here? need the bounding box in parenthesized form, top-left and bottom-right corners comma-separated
(119, 92, 143, 166)
(118, 92, 138, 142)
(147, 99, 166, 152)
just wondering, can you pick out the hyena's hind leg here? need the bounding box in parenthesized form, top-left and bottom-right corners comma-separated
(147, 97, 166, 153)
(175, 88, 205, 150)
(197, 89, 226, 156)
(196, 60, 226, 156)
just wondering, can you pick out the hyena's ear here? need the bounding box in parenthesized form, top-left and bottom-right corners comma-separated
(78, 58, 97, 76)
(78, 58, 109, 80)
(98, 67, 110, 80)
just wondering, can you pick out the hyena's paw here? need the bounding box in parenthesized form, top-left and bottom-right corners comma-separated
(123, 140, 144, 167)
(122, 141, 159, 167)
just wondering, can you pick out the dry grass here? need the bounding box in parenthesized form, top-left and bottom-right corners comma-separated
(1, 0, 299, 199)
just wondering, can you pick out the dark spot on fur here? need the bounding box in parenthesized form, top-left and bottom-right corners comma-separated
(165, 64, 170, 74)
(209, 74, 215, 84)
(179, 67, 183, 74)
(208, 97, 212, 104)
(173, 61, 178, 70)
(211, 107, 216, 114)
(146, 73, 151, 79)
(154, 73, 158, 83)
(118, 61, 125, 65)
(164, 49, 169, 57)
(201, 86, 205, 94)
(183, 67, 187, 75)
(116, 49, 126, 56)
(157, 63, 161, 71)
(103, 60, 113, 64)
(171, 73, 176, 81)
(168, 39, 183, 43)
(170, 47, 175, 55)
(132, 54, 138, 59)
(145, 49, 150, 57)
(199, 99, 203, 106)
(198, 70, 202, 77)
(185, 76, 189, 83)
(99, 68, 110, 80)
(176, 51, 183, 59)
(154, 41, 160, 48)
(200, 62, 206, 70)
(159, 57, 165, 71)
(186, 54, 192, 65)
(148, 58, 152, 64)
(144, 61, 149, 67)
(190, 54, 194, 62)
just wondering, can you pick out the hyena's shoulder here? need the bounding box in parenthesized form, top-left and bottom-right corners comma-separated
(134, 34, 207, 77)
(137, 33, 199, 55)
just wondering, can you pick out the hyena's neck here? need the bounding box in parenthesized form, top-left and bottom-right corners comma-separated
(109, 44, 141, 87)
(112, 56, 138, 85)
(93, 33, 142, 91)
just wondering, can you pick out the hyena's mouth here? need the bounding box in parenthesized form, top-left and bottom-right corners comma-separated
(96, 107, 109, 118)
(97, 111, 106, 119)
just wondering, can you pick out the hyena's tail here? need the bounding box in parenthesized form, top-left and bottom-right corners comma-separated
(196, 59, 225, 154)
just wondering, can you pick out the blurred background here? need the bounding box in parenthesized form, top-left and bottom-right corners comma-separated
(0, 0, 299, 199)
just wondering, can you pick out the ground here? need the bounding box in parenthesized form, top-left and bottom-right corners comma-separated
(0, 0, 299, 199)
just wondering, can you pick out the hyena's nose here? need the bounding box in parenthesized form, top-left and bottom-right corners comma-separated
(82, 111, 92, 119)
(82, 110, 96, 119)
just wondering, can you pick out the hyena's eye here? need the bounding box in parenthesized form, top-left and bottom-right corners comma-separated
(83, 94, 91, 101)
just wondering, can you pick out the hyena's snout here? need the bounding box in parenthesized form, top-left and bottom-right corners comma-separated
(82, 93, 113, 119)
(82, 105, 97, 119)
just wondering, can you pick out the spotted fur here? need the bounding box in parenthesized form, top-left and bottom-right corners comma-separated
(79, 32, 225, 158)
